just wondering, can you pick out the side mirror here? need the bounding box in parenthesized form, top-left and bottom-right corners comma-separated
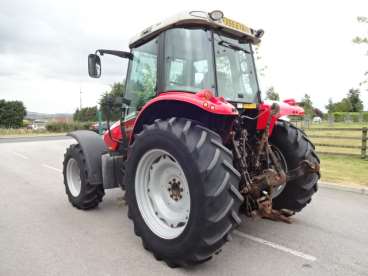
(88, 54, 101, 78)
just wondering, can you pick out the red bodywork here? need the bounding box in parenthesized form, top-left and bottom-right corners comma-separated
(103, 90, 304, 151)
(257, 100, 304, 132)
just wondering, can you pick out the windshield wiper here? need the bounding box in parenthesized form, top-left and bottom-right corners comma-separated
(218, 40, 250, 54)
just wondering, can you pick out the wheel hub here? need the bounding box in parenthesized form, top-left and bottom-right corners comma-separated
(168, 178, 184, 201)
(135, 149, 191, 239)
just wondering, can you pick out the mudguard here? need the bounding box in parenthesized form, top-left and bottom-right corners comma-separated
(257, 100, 304, 134)
(137, 90, 238, 116)
(104, 90, 238, 151)
(67, 130, 107, 185)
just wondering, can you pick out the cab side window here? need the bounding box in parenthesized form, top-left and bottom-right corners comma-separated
(125, 39, 158, 119)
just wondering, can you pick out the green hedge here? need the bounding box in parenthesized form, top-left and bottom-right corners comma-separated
(327, 112, 368, 122)
(46, 121, 92, 132)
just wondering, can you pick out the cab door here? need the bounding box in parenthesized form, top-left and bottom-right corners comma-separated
(123, 37, 159, 139)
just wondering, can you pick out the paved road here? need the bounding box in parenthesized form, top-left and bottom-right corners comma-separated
(0, 135, 71, 143)
(1, 138, 367, 276)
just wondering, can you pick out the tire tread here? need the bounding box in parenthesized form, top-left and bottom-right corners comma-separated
(63, 144, 104, 210)
(271, 121, 320, 212)
(125, 118, 243, 267)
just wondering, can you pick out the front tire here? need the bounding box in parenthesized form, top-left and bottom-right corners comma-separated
(270, 121, 320, 212)
(125, 118, 243, 267)
(63, 144, 105, 210)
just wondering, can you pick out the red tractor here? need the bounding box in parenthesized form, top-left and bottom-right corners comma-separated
(63, 10, 320, 267)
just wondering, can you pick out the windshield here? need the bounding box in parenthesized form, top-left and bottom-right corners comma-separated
(163, 28, 259, 103)
(164, 28, 216, 94)
(214, 33, 259, 103)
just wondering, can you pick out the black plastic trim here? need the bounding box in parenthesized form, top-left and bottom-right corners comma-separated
(67, 130, 107, 185)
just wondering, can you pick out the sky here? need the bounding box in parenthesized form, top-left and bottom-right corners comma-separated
(0, 0, 367, 113)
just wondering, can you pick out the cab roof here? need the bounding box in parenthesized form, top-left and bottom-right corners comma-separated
(129, 11, 262, 48)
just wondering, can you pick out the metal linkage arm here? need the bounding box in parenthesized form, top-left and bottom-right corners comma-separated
(96, 49, 133, 59)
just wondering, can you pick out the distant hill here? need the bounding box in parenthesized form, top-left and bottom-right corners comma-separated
(26, 111, 73, 121)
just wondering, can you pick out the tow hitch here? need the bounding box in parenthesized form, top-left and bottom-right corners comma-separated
(232, 103, 320, 224)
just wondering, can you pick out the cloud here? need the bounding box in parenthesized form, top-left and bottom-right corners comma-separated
(0, 0, 367, 113)
(0, 0, 132, 113)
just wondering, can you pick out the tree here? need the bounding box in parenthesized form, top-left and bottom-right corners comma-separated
(299, 94, 314, 116)
(314, 108, 324, 118)
(0, 100, 27, 128)
(353, 16, 368, 48)
(99, 82, 125, 121)
(333, 99, 352, 112)
(347, 88, 364, 112)
(325, 89, 364, 112)
(352, 16, 368, 91)
(265, 87, 280, 101)
(254, 45, 268, 78)
(73, 106, 97, 122)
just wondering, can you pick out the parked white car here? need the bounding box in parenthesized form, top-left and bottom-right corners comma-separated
(312, 117, 322, 123)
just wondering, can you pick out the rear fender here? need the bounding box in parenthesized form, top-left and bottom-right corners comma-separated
(137, 91, 238, 117)
(68, 130, 107, 186)
(131, 92, 238, 143)
(257, 100, 304, 135)
(103, 91, 238, 151)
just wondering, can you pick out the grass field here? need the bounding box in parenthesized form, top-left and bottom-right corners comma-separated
(319, 155, 368, 186)
(297, 121, 368, 186)
(0, 128, 64, 137)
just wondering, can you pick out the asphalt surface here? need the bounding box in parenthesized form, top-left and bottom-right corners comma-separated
(1, 137, 367, 276)
(0, 135, 71, 143)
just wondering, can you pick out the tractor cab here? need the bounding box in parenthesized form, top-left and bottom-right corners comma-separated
(89, 11, 264, 121)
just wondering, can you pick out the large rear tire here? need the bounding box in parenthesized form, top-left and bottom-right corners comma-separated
(63, 144, 105, 210)
(125, 118, 243, 267)
(270, 120, 320, 212)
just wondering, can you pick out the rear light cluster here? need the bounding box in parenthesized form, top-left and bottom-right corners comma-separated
(196, 89, 220, 111)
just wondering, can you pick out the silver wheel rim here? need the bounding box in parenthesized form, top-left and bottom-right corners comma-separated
(271, 146, 288, 199)
(66, 158, 81, 197)
(135, 149, 190, 240)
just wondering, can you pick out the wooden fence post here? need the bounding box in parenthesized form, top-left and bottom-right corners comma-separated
(362, 127, 367, 160)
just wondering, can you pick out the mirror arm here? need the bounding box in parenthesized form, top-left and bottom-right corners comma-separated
(95, 49, 133, 60)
